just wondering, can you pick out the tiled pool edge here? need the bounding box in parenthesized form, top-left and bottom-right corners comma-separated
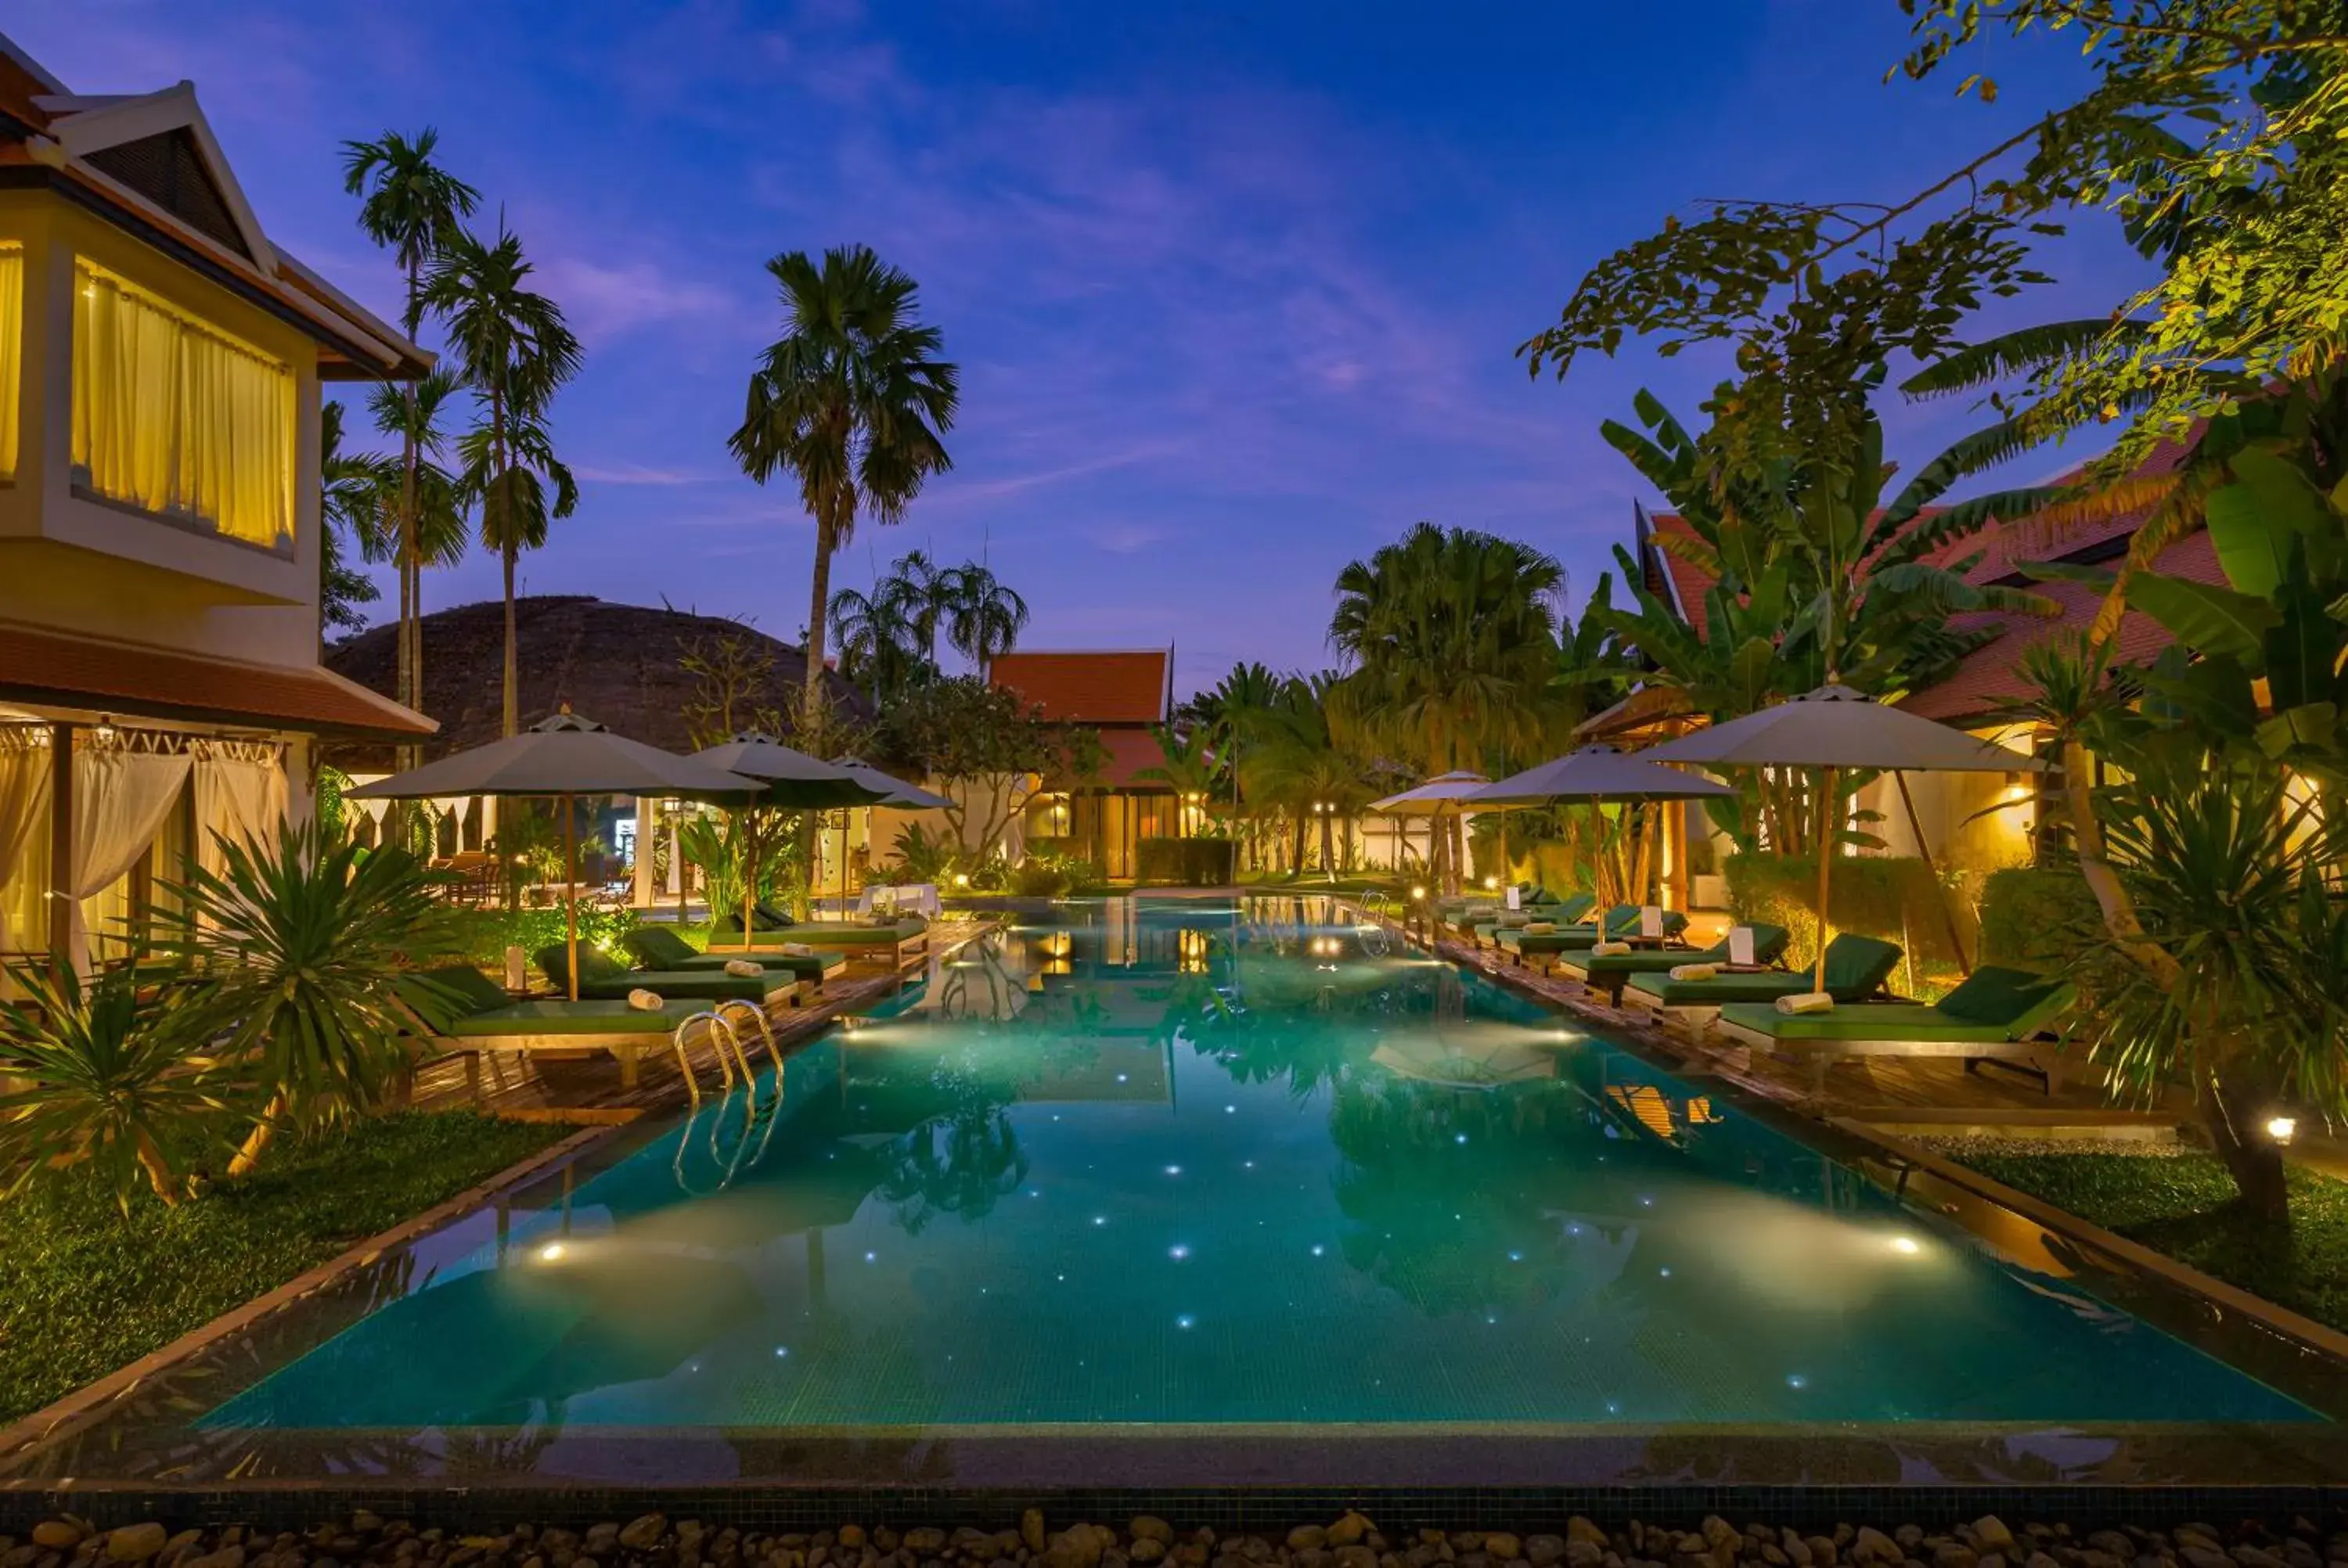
(1345, 903, 2348, 1403)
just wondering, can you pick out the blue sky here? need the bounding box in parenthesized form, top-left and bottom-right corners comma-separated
(17, 2, 2148, 695)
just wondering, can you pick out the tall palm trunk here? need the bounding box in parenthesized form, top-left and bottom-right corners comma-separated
(494, 382, 517, 737)
(398, 257, 424, 768)
(805, 512, 838, 709)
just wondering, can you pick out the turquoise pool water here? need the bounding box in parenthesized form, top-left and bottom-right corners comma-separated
(214, 900, 2311, 1431)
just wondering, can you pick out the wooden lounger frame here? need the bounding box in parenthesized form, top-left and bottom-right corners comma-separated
(1710, 1012, 2063, 1094)
(429, 980, 805, 1099)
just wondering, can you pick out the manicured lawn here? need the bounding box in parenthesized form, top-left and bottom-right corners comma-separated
(0, 1110, 570, 1424)
(1947, 1145, 2348, 1336)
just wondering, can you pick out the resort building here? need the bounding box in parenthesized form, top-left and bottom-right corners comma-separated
(1611, 458, 2220, 908)
(989, 648, 1176, 879)
(0, 33, 434, 976)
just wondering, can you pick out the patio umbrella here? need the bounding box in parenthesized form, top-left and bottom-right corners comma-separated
(1471, 746, 1736, 909)
(1640, 684, 2047, 991)
(348, 711, 762, 999)
(830, 757, 953, 811)
(1368, 771, 1489, 895)
(690, 733, 891, 951)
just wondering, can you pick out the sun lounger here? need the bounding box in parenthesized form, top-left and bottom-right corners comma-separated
(711, 914, 931, 968)
(1620, 933, 1903, 1037)
(414, 964, 708, 1096)
(1497, 904, 1688, 965)
(621, 925, 848, 991)
(1556, 922, 1792, 1002)
(535, 945, 804, 1006)
(1712, 965, 2076, 1091)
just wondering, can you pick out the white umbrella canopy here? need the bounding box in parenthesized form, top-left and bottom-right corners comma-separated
(1638, 685, 2048, 991)
(1639, 685, 2047, 774)
(1368, 771, 1490, 814)
(831, 757, 953, 811)
(347, 711, 765, 1000)
(1471, 746, 1735, 805)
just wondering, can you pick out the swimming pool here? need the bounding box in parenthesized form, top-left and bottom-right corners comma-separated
(7, 899, 2333, 1489)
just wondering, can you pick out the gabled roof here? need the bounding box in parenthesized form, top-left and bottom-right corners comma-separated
(989, 649, 1172, 726)
(0, 33, 430, 381)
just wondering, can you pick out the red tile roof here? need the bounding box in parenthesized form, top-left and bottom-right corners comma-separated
(1094, 728, 1174, 789)
(0, 621, 437, 739)
(990, 650, 1170, 725)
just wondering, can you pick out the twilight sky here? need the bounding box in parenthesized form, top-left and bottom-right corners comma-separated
(16, 2, 2148, 696)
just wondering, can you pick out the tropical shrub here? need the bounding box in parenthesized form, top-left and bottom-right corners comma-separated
(0, 966, 225, 1213)
(1723, 852, 1969, 975)
(164, 821, 469, 1175)
(448, 903, 636, 969)
(1137, 837, 1237, 886)
(890, 822, 958, 884)
(1976, 866, 2104, 968)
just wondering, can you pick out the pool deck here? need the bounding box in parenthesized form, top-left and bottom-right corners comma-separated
(404, 918, 1003, 1123)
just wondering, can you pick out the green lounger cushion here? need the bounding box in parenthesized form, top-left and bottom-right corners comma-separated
(752, 922, 927, 946)
(417, 963, 513, 1018)
(1725, 965, 2074, 1044)
(1714, 1002, 2015, 1043)
(534, 945, 792, 1003)
(1625, 932, 1903, 1009)
(447, 998, 704, 1037)
(1500, 906, 1689, 955)
(1566, 923, 1792, 985)
(622, 926, 845, 981)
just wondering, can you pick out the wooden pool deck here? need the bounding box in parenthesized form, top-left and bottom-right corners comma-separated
(1376, 910, 2188, 1138)
(406, 917, 1002, 1124)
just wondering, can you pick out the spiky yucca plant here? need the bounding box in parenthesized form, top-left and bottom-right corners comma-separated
(162, 819, 466, 1176)
(0, 966, 225, 1212)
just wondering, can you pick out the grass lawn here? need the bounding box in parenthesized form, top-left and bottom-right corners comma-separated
(1946, 1144, 2348, 1336)
(0, 1109, 571, 1425)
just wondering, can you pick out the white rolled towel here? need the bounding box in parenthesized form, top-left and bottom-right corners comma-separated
(627, 987, 665, 1012)
(1590, 940, 1633, 958)
(724, 958, 763, 977)
(781, 942, 816, 957)
(1668, 962, 1719, 982)
(1775, 991, 1834, 1016)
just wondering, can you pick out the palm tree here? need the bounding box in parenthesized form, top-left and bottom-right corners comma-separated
(729, 245, 958, 713)
(340, 130, 479, 744)
(828, 581, 927, 703)
(883, 548, 960, 667)
(1329, 523, 1561, 890)
(358, 369, 471, 672)
(944, 561, 1028, 676)
(423, 223, 582, 735)
(319, 401, 387, 647)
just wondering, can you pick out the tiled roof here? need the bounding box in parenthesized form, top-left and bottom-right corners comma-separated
(0, 621, 437, 739)
(1096, 728, 1174, 789)
(989, 650, 1170, 725)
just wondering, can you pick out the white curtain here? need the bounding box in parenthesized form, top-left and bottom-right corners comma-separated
(193, 752, 286, 879)
(70, 748, 192, 973)
(0, 731, 52, 952)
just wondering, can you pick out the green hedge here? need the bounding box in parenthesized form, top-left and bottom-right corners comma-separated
(1724, 853, 1972, 978)
(1136, 836, 1237, 886)
(448, 903, 639, 968)
(1977, 865, 2104, 967)
(1024, 836, 1085, 860)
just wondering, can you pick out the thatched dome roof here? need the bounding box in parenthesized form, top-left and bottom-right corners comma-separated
(325, 596, 869, 770)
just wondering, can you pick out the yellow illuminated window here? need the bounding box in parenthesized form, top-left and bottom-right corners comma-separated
(0, 243, 20, 480)
(71, 259, 294, 550)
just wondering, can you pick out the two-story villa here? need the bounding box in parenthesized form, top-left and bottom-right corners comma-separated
(0, 32, 434, 974)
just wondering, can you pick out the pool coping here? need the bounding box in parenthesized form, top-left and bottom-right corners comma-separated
(5, 901, 2343, 1499)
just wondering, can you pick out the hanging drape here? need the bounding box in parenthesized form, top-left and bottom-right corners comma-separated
(0, 728, 51, 953)
(0, 243, 21, 480)
(70, 746, 192, 973)
(193, 750, 286, 880)
(72, 260, 294, 550)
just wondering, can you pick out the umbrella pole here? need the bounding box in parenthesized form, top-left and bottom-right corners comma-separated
(739, 808, 755, 952)
(563, 793, 579, 1002)
(1896, 771, 1973, 976)
(1812, 768, 1836, 995)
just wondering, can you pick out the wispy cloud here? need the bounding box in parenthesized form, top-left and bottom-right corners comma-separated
(574, 462, 722, 486)
(532, 254, 734, 347)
